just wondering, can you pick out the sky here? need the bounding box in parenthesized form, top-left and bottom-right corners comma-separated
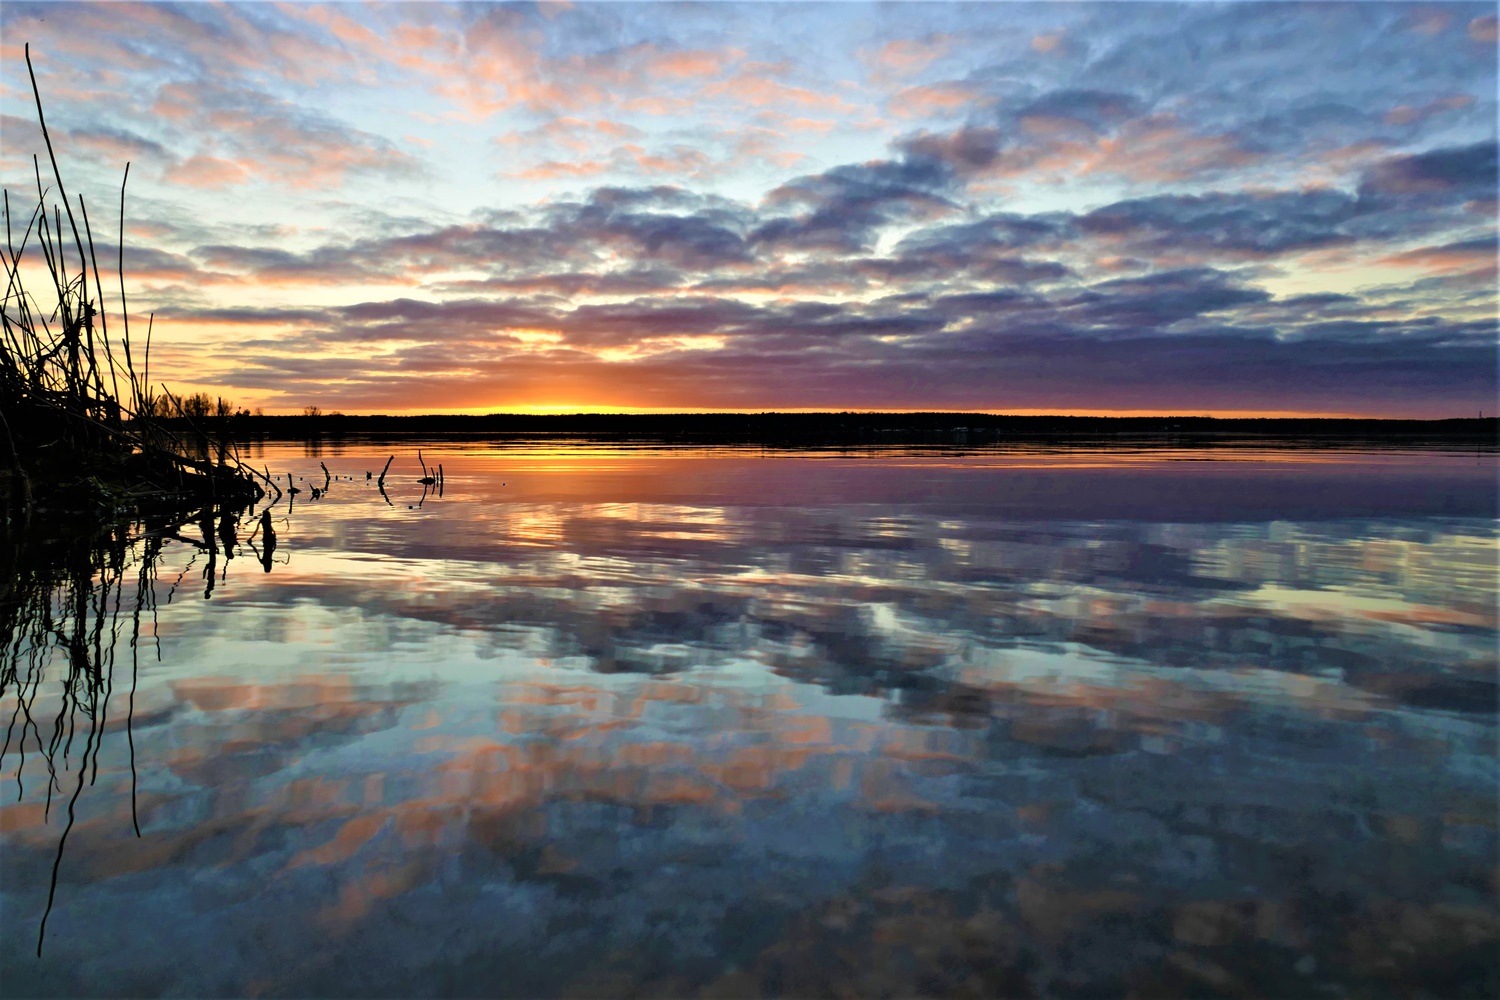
(1, 1, 1495, 417)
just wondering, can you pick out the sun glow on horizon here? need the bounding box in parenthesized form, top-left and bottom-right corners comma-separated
(261, 404, 1399, 420)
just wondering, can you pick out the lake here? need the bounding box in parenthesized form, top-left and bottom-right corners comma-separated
(2, 441, 1496, 997)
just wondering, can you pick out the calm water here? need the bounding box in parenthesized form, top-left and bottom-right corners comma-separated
(3, 442, 1496, 998)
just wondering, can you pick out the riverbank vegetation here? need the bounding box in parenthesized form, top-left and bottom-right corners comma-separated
(221, 411, 1499, 450)
(1, 45, 267, 527)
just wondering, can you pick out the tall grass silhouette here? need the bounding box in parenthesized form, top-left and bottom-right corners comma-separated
(1, 44, 271, 515)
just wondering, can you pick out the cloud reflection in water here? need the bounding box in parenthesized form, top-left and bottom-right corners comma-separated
(1, 444, 1495, 997)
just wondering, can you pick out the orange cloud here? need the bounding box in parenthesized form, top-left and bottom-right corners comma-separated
(506, 139, 716, 181)
(1379, 240, 1497, 277)
(163, 154, 252, 188)
(1326, 140, 1392, 166)
(287, 3, 387, 52)
(618, 95, 695, 116)
(1384, 94, 1475, 126)
(329, 18, 744, 120)
(510, 159, 613, 181)
(1468, 14, 1499, 42)
(1079, 116, 1261, 182)
(150, 82, 199, 121)
(127, 221, 176, 240)
(95, 2, 358, 86)
(862, 35, 953, 79)
(889, 82, 978, 119)
(1018, 114, 1098, 139)
(143, 78, 421, 189)
(754, 113, 837, 134)
(953, 113, 1261, 188)
(495, 117, 645, 154)
(646, 47, 739, 80)
(727, 128, 806, 170)
(1031, 32, 1066, 53)
(706, 63, 858, 113)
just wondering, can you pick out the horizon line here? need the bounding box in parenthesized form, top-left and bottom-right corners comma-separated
(250, 409, 1495, 422)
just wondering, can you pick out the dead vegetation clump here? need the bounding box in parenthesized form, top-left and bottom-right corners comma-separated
(0, 45, 270, 523)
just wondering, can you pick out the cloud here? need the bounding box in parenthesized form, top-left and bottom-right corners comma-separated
(170, 282, 1497, 416)
(896, 214, 1065, 255)
(1077, 116, 1262, 182)
(897, 126, 1004, 178)
(567, 189, 755, 270)
(1383, 94, 1475, 127)
(1360, 141, 1498, 200)
(189, 242, 399, 286)
(151, 82, 423, 189)
(751, 112, 838, 135)
(895, 105, 1260, 188)
(61, 125, 172, 165)
(704, 62, 859, 113)
(498, 116, 804, 183)
(1018, 89, 1143, 133)
(0, 112, 168, 178)
(861, 35, 954, 80)
(156, 305, 331, 326)
(888, 82, 981, 119)
(496, 117, 645, 154)
(163, 155, 252, 189)
(1379, 236, 1498, 279)
(162, 185, 758, 290)
(436, 268, 686, 299)
(646, 47, 737, 81)
(1077, 190, 1359, 257)
(1060, 268, 1272, 331)
(754, 157, 958, 254)
(6, 1, 360, 94)
(279, 5, 748, 120)
(1031, 32, 1066, 54)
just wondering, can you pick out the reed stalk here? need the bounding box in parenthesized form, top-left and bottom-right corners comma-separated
(1, 45, 270, 514)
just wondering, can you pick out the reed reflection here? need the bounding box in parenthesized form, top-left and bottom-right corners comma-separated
(0, 493, 288, 954)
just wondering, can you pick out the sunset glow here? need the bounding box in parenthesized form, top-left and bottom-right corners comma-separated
(1, 2, 1494, 416)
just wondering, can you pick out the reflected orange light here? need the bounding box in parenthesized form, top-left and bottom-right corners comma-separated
(332, 405, 1386, 418)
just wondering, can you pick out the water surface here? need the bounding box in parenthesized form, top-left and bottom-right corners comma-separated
(3, 442, 1496, 997)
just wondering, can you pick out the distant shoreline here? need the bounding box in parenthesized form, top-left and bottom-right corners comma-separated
(201, 413, 1498, 448)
